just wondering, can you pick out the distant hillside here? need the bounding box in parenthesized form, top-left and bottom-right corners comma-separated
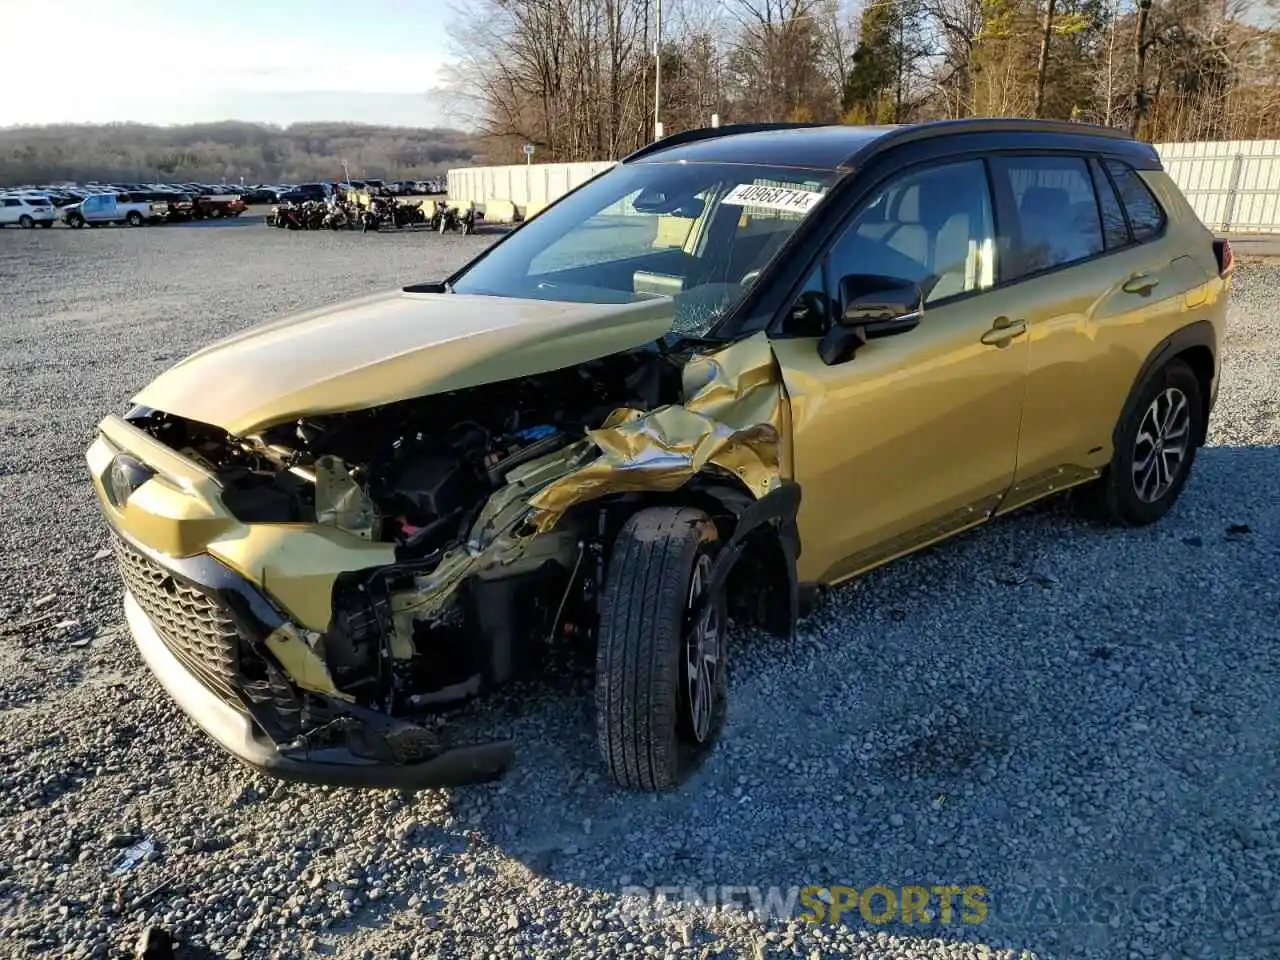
(0, 121, 478, 185)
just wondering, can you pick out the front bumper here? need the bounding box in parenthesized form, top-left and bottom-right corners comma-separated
(116, 533, 513, 790)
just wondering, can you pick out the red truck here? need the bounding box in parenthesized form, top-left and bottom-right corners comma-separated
(191, 192, 247, 219)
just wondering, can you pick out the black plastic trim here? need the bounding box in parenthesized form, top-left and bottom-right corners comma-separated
(1114, 319, 1218, 447)
(698, 481, 803, 638)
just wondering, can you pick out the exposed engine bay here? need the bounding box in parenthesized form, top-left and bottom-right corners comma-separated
(123, 344, 693, 715)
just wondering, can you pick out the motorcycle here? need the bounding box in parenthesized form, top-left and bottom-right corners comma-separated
(322, 202, 355, 230)
(360, 196, 392, 232)
(425, 199, 448, 231)
(272, 203, 305, 230)
(393, 199, 427, 228)
(301, 201, 328, 231)
(438, 203, 481, 235)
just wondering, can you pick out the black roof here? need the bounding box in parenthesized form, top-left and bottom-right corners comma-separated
(625, 118, 1159, 170)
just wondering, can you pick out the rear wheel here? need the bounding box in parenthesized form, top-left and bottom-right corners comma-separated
(1079, 358, 1203, 525)
(595, 507, 727, 792)
(18, 215, 33, 229)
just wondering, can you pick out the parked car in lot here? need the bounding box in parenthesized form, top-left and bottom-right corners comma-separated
(128, 190, 195, 222)
(276, 183, 331, 204)
(237, 185, 279, 204)
(192, 192, 248, 219)
(63, 193, 167, 227)
(86, 119, 1231, 794)
(0, 195, 57, 227)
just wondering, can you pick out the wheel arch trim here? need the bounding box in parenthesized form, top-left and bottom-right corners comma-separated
(1114, 320, 1217, 449)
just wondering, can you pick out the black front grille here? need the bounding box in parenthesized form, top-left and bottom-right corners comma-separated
(112, 536, 243, 707)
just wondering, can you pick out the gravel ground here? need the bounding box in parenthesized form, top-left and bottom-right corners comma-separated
(1, 223, 1277, 960)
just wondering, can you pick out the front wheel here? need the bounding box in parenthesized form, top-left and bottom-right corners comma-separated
(595, 507, 727, 792)
(126, 211, 143, 227)
(1078, 358, 1204, 526)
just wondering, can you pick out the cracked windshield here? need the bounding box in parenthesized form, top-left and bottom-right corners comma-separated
(450, 162, 838, 336)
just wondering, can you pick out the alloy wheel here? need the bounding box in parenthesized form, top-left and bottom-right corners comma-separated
(683, 552, 722, 744)
(1131, 386, 1191, 503)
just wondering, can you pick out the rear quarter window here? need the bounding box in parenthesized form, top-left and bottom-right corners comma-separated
(994, 155, 1105, 277)
(1103, 160, 1166, 241)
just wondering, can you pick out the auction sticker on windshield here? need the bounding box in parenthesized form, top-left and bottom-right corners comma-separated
(721, 183, 824, 215)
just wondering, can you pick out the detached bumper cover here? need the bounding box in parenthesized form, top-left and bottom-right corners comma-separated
(127, 593, 513, 788)
(116, 537, 514, 790)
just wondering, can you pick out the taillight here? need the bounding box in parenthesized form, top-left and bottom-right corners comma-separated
(1213, 238, 1234, 277)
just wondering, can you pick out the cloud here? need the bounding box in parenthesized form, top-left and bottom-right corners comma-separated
(0, 10, 453, 125)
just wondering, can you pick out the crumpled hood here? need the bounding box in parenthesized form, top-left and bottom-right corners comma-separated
(132, 290, 675, 435)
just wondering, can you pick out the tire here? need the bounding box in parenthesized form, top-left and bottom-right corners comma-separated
(595, 506, 727, 792)
(1079, 358, 1203, 526)
(126, 211, 143, 227)
(18, 215, 33, 229)
(68, 215, 85, 228)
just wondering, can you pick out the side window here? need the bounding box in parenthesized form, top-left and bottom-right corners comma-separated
(1089, 158, 1130, 249)
(995, 155, 1104, 277)
(827, 159, 996, 306)
(2, 199, 19, 207)
(1104, 160, 1166, 242)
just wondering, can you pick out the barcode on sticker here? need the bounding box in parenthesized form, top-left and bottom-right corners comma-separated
(721, 183, 824, 215)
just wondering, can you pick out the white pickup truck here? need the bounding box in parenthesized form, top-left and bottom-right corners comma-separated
(62, 193, 168, 228)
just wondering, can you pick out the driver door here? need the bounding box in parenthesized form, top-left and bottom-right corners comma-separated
(768, 158, 1031, 585)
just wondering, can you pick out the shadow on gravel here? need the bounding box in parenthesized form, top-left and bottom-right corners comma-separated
(449, 441, 1280, 959)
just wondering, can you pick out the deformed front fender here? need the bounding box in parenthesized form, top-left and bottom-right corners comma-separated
(518, 330, 801, 637)
(527, 331, 787, 528)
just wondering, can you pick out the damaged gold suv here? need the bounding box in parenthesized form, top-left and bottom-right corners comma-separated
(89, 120, 1232, 792)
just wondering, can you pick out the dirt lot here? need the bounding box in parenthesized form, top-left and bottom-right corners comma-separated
(1, 223, 1277, 960)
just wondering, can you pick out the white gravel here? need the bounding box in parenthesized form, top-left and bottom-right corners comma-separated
(1, 223, 1277, 960)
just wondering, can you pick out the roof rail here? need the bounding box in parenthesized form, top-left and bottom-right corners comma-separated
(621, 122, 831, 163)
(896, 117, 1136, 142)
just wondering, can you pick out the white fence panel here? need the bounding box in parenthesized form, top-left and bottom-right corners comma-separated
(451, 141, 1280, 233)
(1155, 139, 1280, 233)
(447, 160, 616, 211)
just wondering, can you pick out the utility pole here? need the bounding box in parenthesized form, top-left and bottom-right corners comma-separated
(653, 0, 663, 140)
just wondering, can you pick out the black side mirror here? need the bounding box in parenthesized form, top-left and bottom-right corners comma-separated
(819, 274, 923, 365)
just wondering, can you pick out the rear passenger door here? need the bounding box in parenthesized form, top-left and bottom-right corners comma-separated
(987, 153, 1201, 513)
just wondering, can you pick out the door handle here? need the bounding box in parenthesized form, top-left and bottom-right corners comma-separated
(1122, 273, 1160, 295)
(980, 317, 1027, 346)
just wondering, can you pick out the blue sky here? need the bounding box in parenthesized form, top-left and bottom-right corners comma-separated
(0, 0, 459, 128)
